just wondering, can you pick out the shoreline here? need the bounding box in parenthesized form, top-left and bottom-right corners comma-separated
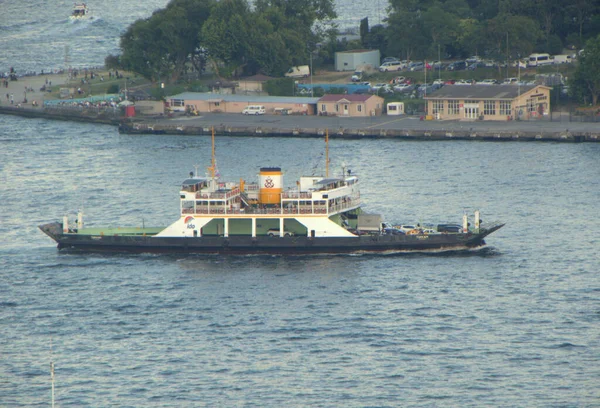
(1, 73, 599, 143)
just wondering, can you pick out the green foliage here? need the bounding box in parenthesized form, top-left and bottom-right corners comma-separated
(104, 55, 121, 70)
(385, 0, 599, 60)
(106, 84, 120, 94)
(119, 0, 215, 82)
(569, 34, 600, 105)
(360, 17, 369, 47)
(546, 34, 563, 55)
(264, 78, 296, 96)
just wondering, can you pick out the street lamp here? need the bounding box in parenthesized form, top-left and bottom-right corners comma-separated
(310, 50, 314, 97)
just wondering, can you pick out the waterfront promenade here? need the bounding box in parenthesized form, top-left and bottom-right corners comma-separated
(2, 72, 599, 142)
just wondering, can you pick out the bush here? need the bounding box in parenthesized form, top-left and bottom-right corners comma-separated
(547, 34, 563, 55)
(264, 78, 296, 96)
(106, 84, 119, 94)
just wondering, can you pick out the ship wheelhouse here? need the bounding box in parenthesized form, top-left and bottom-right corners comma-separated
(168, 168, 362, 239)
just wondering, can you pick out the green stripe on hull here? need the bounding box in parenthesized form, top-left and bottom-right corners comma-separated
(76, 227, 165, 236)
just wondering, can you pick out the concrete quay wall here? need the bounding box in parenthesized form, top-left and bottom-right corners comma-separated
(119, 122, 599, 143)
(2, 104, 599, 143)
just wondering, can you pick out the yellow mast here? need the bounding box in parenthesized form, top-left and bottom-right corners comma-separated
(207, 127, 216, 179)
(325, 129, 330, 178)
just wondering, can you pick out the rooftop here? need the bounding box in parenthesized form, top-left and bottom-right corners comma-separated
(168, 92, 320, 104)
(424, 84, 548, 100)
(318, 94, 382, 103)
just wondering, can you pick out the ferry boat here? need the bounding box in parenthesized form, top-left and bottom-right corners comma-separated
(70, 3, 90, 19)
(39, 131, 503, 254)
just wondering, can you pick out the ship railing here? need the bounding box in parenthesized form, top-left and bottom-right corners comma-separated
(281, 191, 312, 199)
(196, 187, 240, 200)
(328, 199, 361, 214)
(185, 205, 334, 216)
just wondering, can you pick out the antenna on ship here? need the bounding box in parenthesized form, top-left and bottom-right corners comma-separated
(325, 129, 330, 178)
(207, 127, 218, 184)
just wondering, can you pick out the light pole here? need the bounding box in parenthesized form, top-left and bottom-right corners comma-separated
(310, 50, 314, 97)
(438, 43, 441, 82)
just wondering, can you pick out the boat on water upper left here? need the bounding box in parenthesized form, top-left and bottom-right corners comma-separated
(70, 3, 92, 20)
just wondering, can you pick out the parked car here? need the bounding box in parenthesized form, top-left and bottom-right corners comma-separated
(397, 225, 417, 233)
(465, 55, 481, 64)
(242, 105, 266, 115)
(383, 228, 405, 235)
(477, 79, 497, 85)
(351, 71, 363, 82)
(390, 76, 407, 84)
(481, 59, 497, 68)
(467, 62, 488, 70)
(393, 83, 416, 93)
(446, 61, 466, 71)
(267, 229, 294, 237)
(381, 57, 400, 64)
(409, 61, 424, 71)
(431, 60, 444, 69)
(379, 61, 403, 72)
(371, 83, 391, 93)
(454, 79, 473, 85)
(512, 59, 527, 68)
(437, 224, 462, 233)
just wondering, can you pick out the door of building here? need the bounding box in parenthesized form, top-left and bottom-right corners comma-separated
(464, 103, 479, 119)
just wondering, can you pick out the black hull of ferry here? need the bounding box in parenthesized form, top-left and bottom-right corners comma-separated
(40, 223, 503, 255)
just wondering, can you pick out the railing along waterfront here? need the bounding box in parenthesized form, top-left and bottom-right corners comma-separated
(181, 197, 360, 216)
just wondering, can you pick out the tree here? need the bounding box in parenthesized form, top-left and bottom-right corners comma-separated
(484, 13, 541, 61)
(201, 0, 254, 77)
(569, 34, 600, 105)
(360, 17, 369, 47)
(118, 0, 214, 82)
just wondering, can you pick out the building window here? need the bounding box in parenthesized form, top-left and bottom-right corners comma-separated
(447, 100, 459, 115)
(335, 104, 339, 112)
(499, 101, 512, 116)
(214, 102, 220, 107)
(357, 104, 362, 112)
(321, 104, 326, 112)
(527, 99, 536, 112)
(432, 100, 444, 114)
(172, 99, 185, 107)
(484, 100, 496, 115)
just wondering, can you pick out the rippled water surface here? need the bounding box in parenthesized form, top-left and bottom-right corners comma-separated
(1, 115, 599, 406)
(0, 0, 380, 74)
(1, 0, 600, 405)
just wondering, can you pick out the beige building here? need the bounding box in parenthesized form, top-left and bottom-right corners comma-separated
(236, 74, 275, 94)
(424, 84, 551, 121)
(166, 92, 319, 115)
(317, 94, 384, 117)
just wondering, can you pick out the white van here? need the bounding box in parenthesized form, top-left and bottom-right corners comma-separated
(242, 105, 266, 115)
(551, 54, 573, 64)
(528, 53, 552, 67)
(284, 65, 310, 78)
(379, 61, 403, 72)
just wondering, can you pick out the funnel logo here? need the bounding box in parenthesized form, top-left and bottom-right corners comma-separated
(264, 177, 274, 188)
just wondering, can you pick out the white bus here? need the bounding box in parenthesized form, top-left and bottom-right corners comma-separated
(528, 53, 552, 67)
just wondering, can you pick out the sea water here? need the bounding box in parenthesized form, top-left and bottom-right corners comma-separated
(0, 115, 599, 406)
